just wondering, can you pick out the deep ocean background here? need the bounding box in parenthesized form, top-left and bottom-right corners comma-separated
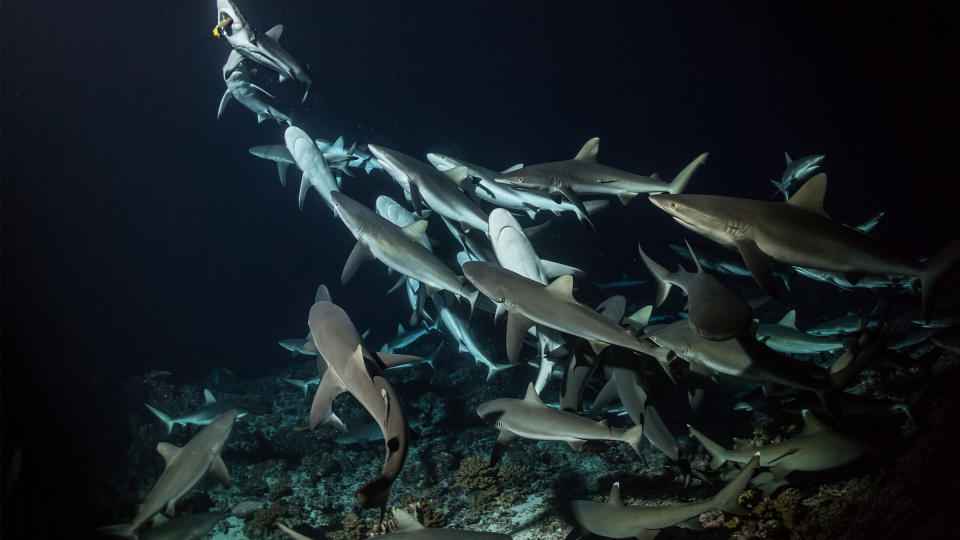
(2, 1, 959, 535)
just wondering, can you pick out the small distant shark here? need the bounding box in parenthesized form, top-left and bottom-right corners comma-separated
(667, 243, 792, 292)
(571, 455, 759, 539)
(145, 389, 247, 435)
(218, 51, 292, 126)
(770, 152, 825, 200)
(639, 241, 753, 341)
(335, 417, 425, 446)
(99, 410, 238, 538)
(478, 382, 644, 465)
(757, 310, 849, 354)
(649, 174, 960, 318)
(279, 377, 320, 397)
(369, 144, 490, 233)
(214, 0, 312, 102)
(432, 293, 514, 382)
(495, 137, 708, 217)
(378, 321, 440, 354)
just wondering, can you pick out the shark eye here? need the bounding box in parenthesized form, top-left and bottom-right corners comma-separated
(671, 202, 678, 209)
(515, 177, 523, 183)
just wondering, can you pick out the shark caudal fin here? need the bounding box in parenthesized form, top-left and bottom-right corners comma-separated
(485, 360, 518, 383)
(144, 403, 175, 435)
(920, 238, 960, 321)
(667, 152, 709, 195)
(687, 425, 730, 470)
(622, 424, 644, 458)
(710, 454, 760, 516)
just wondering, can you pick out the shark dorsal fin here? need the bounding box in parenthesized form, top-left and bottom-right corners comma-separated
(784, 151, 793, 165)
(204, 389, 216, 404)
(401, 220, 429, 244)
(574, 137, 600, 162)
(332, 136, 345, 152)
(523, 382, 543, 404)
(501, 163, 524, 174)
(315, 285, 331, 303)
(625, 305, 653, 330)
(777, 310, 798, 329)
(596, 418, 610, 428)
(801, 409, 828, 435)
(786, 173, 829, 218)
(440, 165, 471, 186)
(608, 482, 623, 506)
(684, 239, 703, 273)
(392, 509, 425, 531)
(545, 275, 576, 302)
(156, 442, 181, 466)
(265, 24, 283, 41)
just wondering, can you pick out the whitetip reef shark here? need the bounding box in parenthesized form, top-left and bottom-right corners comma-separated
(277, 508, 511, 539)
(145, 389, 246, 435)
(478, 382, 644, 466)
(769, 151, 825, 200)
(571, 454, 759, 540)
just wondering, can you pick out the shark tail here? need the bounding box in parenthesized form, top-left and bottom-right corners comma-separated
(667, 152, 709, 195)
(485, 360, 517, 383)
(622, 424, 644, 458)
(144, 403, 174, 435)
(638, 246, 672, 307)
(710, 454, 760, 516)
(769, 178, 789, 200)
(97, 523, 138, 539)
(687, 425, 730, 470)
(919, 238, 960, 320)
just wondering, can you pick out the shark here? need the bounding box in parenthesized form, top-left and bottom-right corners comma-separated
(367, 144, 490, 233)
(99, 410, 238, 538)
(218, 51, 293, 126)
(285, 127, 341, 212)
(639, 241, 753, 341)
(648, 173, 960, 318)
(279, 377, 321, 397)
(279, 334, 318, 356)
(478, 382, 644, 465)
(806, 312, 865, 336)
(689, 409, 868, 478)
(306, 300, 410, 509)
(331, 192, 480, 313)
(335, 417, 425, 446)
(756, 310, 848, 354)
(378, 321, 440, 354)
(427, 151, 608, 226)
(145, 389, 246, 435)
(667, 243, 792, 292)
(494, 137, 708, 217)
(791, 265, 916, 291)
(462, 261, 660, 362)
(138, 512, 223, 540)
(571, 455, 759, 540)
(214, 0, 311, 102)
(249, 141, 357, 187)
(432, 293, 514, 382)
(277, 508, 511, 539)
(770, 152, 825, 200)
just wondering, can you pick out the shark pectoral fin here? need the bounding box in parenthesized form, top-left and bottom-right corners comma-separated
(733, 239, 779, 298)
(209, 455, 231, 487)
(409, 183, 424, 213)
(341, 242, 375, 284)
(768, 465, 791, 480)
(540, 259, 586, 279)
(616, 192, 638, 205)
(387, 275, 406, 294)
(297, 173, 310, 210)
(638, 246, 672, 307)
(588, 340, 609, 355)
(309, 372, 348, 430)
(217, 91, 233, 119)
(400, 220, 429, 244)
(491, 429, 517, 466)
(494, 302, 508, 325)
(277, 162, 290, 187)
(678, 518, 705, 530)
(573, 137, 600, 162)
(165, 499, 177, 517)
(786, 173, 830, 218)
(378, 352, 425, 368)
(634, 530, 661, 540)
(506, 312, 534, 364)
(567, 439, 588, 451)
(204, 389, 216, 404)
(557, 185, 591, 219)
(592, 377, 619, 413)
(156, 442, 181, 466)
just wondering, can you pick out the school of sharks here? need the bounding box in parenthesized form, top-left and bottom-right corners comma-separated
(88, 2, 960, 539)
